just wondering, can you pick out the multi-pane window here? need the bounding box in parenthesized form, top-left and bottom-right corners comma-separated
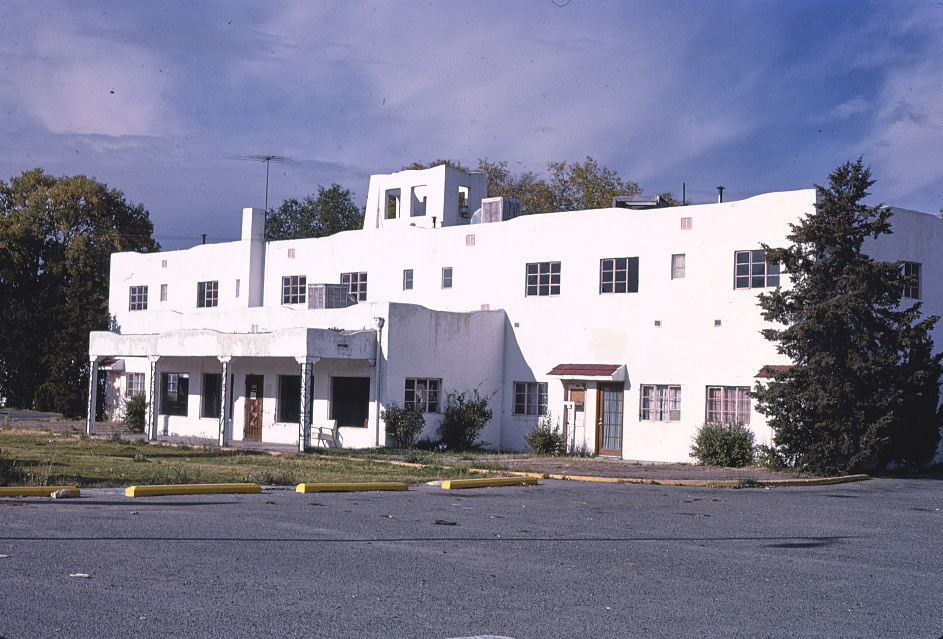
(126, 372, 145, 399)
(197, 281, 218, 308)
(442, 267, 453, 289)
(671, 254, 686, 280)
(129, 285, 148, 311)
(201, 373, 221, 419)
(403, 269, 414, 290)
(514, 382, 548, 416)
(903, 262, 921, 299)
(277, 375, 301, 423)
(706, 386, 751, 425)
(600, 257, 639, 294)
(341, 272, 368, 302)
(734, 250, 780, 289)
(282, 275, 306, 304)
(525, 262, 561, 296)
(405, 378, 440, 412)
(159, 372, 189, 416)
(640, 385, 681, 421)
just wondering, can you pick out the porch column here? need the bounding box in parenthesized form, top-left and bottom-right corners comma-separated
(86, 356, 102, 435)
(147, 356, 160, 442)
(218, 357, 232, 447)
(296, 357, 318, 452)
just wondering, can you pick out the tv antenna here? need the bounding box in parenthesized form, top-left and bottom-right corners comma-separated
(229, 155, 298, 210)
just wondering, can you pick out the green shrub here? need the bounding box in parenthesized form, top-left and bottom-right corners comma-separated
(33, 382, 58, 412)
(754, 443, 787, 470)
(381, 402, 425, 449)
(437, 389, 493, 451)
(523, 412, 563, 455)
(124, 393, 147, 433)
(0, 447, 25, 484)
(690, 422, 755, 467)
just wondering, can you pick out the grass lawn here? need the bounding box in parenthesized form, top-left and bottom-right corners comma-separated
(0, 428, 505, 488)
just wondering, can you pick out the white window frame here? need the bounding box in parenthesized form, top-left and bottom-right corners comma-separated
(671, 254, 685, 280)
(514, 382, 548, 416)
(442, 267, 453, 289)
(341, 271, 368, 302)
(734, 250, 779, 290)
(126, 372, 145, 399)
(197, 281, 218, 308)
(706, 386, 751, 425)
(403, 269, 413, 291)
(903, 261, 921, 299)
(282, 275, 306, 305)
(405, 378, 440, 413)
(640, 384, 681, 421)
(129, 285, 148, 311)
(525, 262, 561, 297)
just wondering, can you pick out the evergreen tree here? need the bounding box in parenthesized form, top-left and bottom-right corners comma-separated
(753, 159, 943, 474)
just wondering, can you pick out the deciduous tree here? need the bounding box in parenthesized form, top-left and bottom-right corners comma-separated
(753, 159, 943, 474)
(0, 169, 158, 415)
(265, 183, 363, 241)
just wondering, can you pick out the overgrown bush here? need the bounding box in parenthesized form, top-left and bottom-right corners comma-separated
(690, 422, 755, 467)
(754, 443, 787, 470)
(437, 389, 493, 451)
(381, 402, 425, 449)
(124, 393, 147, 433)
(33, 382, 58, 412)
(523, 412, 563, 455)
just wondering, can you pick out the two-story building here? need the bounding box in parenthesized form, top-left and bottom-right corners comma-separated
(87, 164, 943, 461)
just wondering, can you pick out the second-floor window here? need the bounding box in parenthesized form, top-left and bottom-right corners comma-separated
(403, 269, 414, 290)
(734, 249, 779, 289)
(903, 262, 921, 299)
(129, 285, 148, 311)
(442, 267, 453, 289)
(282, 275, 306, 304)
(600, 257, 639, 294)
(342, 272, 368, 302)
(526, 262, 560, 297)
(197, 281, 218, 308)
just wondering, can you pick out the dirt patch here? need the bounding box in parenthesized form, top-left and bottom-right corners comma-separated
(491, 456, 804, 482)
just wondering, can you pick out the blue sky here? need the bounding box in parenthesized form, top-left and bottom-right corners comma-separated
(2, 1, 942, 249)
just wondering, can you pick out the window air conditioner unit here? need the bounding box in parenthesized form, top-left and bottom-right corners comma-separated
(308, 284, 356, 309)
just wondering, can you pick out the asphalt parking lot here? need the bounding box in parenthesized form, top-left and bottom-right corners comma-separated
(1, 477, 940, 639)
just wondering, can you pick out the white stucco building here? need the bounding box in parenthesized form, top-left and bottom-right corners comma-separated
(87, 164, 943, 461)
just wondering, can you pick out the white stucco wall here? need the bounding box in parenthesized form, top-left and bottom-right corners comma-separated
(96, 166, 943, 460)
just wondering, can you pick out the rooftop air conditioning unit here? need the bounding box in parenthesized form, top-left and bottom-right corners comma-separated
(480, 197, 522, 224)
(308, 284, 356, 309)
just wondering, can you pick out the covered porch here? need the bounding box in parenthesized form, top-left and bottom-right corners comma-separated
(87, 326, 380, 451)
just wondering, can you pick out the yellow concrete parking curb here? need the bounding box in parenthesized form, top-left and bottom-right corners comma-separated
(125, 483, 262, 497)
(0, 486, 81, 497)
(441, 477, 539, 490)
(296, 482, 409, 493)
(500, 470, 870, 487)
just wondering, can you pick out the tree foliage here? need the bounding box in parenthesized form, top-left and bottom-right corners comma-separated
(265, 183, 364, 241)
(408, 156, 660, 216)
(0, 169, 159, 415)
(753, 159, 943, 474)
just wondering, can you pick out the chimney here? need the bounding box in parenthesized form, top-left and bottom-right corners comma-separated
(716, 186, 725, 203)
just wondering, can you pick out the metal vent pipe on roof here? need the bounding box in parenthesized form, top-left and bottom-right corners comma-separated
(716, 186, 725, 203)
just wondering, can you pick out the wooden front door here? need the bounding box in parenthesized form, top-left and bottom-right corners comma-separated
(244, 375, 263, 442)
(596, 383, 624, 457)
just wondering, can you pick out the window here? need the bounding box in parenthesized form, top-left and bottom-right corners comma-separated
(734, 249, 780, 289)
(640, 385, 681, 421)
(466, 234, 476, 246)
(126, 372, 145, 399)
(903, 262, 921, 299)
(706, 386, 750, 424)
(671, 254, 685, 280)
(442, 267, 453, 289)
(277, 375, 301, 423)
(160, 284, 168, 302)
(526, 262, 561, 297)
(197, 281, 218, 308)
(287, 248, 295, 259)
(201, 373, 221, 419)
(332, 377, 370, 427)
(600, 257, 639, 294)
(341, 272, 368, 302)
(160, 373, 188, 416)
(403, 269, 413, 290)
(405, 378, 440, 412)
(282, 275, 306, 304)
(514, 382, 548, 416)
(129, 285, 148, 311)
(680, 217, 693, 230)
